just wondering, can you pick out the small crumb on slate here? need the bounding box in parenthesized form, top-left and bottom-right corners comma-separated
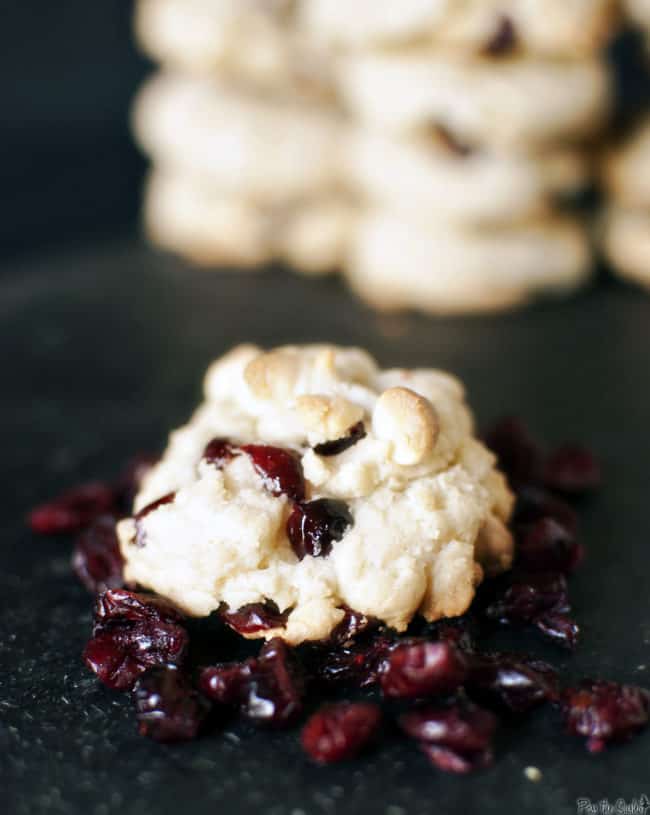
(524, 766, 542, 782)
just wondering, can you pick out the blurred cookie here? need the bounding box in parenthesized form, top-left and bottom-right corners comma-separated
(602, 208, 650, 289)
(603, 120, 650, 209)
(144, 170, 354, 274)
(301, 0, 618, 57)
(346, 210, 591, 314)
(625, 0, 650, 30)
(135, 0, 331, 96)
(133, 73, 343, 205)
(344, 129, 589, 225)
(338, 51, 611, 149)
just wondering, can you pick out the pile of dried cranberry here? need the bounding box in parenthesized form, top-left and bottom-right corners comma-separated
(28, 420, 649, 770)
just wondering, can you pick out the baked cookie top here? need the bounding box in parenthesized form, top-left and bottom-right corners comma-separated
(118, 345, 514, 643)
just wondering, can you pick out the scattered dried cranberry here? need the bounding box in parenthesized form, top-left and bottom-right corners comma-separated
(513, 486, 578, 536)
(202, 438, 236, 468)
(221, 601, 289, 635)
(399, 699, 497, 755)
(517, 517, 583, 574)
(421, 743, 493, 774)
(72, 515, 124, 593)
(287, 499, 352, 560)
(28, 482, 117, 535)
(133, 666, 210, 742)
(561, 680, 650, 753)
(482, 417, 542, 489)
(329, 607, 380, 646)
(379, 641, 468, 699)
(306, 634, 396, 690)
(466, 652, 559, 713)
(301, 703, 382, 764)
(482, 571, 569, 626)
(200, 661, 254, 706)
(83, 589, 188, 690)
(424, 617, 477, 654)
(534, 612, 580, 650)
(483, 15, 517, 56)
(544, 445, 601, 496)
(313, 422, 367, 457)
(133, 492, 176, 548)
(241, 445, 305, 501)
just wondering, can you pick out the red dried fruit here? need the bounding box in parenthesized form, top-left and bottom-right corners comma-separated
(313, 422, 367, 456)
(517, 517, 583, 574)
(483, 15, 517, 56)
(72, 515, 124, 593)
(482, 571, 570, 626)
(200, 662, 255, 706)
(221, 601, 289, 635)
(306, 634, 396, 690)
(544, 445, 601, 496)
(28, 482, 117, 535)
(301, 702, 382, 764)
(83, 589, 188, 690)
(133, 666, 210, 743)
(482, 417, 542, 489)
(379, 641, 468, 699)
(561, 680, 650, 752)
(513, 486, 578, 536)
(534, 612, 580, 650)
(329, 607, 380, 646)
(466, 652, 560, 713)
(399, 700, 497, 753)
(241, 444, 305, 501)
(287, 499, 352, 560)
(202, 438, 236, 468)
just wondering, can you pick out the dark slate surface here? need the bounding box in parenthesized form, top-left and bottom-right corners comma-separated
(2, 240, 649, 815)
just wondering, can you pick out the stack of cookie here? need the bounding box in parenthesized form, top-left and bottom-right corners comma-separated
(133, 0, 351, 275)
(133, 0, 618, 313)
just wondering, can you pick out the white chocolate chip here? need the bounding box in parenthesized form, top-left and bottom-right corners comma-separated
(372, 387, 439, 465)
(294, 394, 364, 445)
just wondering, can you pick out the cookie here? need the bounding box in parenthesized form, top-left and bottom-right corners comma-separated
(602, 207, 650, 289)
(603, 121, 650, 210)
(338, 51, 611, 149)
(144, 170, 353, 274)
(135, 0, 331, 96)
(300, 0, 619, 57)
(345, 129, 589, 225)
(118, 344, 514, 643)
(133, 73, 343, 205)
(625, 0, 650, 29)
(346, 211, 591, 314)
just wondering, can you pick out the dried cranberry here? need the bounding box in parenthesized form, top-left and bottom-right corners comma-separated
(329, 607, 380, 646)
(83, 589, 188, 690)
(133, 666, 210, 743)
(482, 571, 569, 626)
(421, 743, 493, 774)
(243, 638, 304, 727)
(561, 680, 650, 753)
(133, 492, 176, 548)
(534, 612, 580, 650)
(221, 601, 289, 635)
(466, 652, 559, 713)
(482, 417, 542, 489)
(483, 15, 517, 56)
(202, 438, 236, 468)
(313, 422, 366, 456)
(399, 699, 497, 754)
(544, 445, 601, 496)
(424, 618, 477, 654)
(241, 445, 305, 501)
(28, 482, 117, 535)
(287, 499, 352, 560)
(72, 515, 124, 593)
(513, 486, 578, 536)
(379, 641, 467, 699)
(200, 661, 254, 706)
(305, 634, 396, 690)
(517, 517, 583, 574)
(301, 703, 382, 764)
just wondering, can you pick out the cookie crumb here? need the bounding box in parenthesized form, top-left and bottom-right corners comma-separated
(524, 766, 542, 782)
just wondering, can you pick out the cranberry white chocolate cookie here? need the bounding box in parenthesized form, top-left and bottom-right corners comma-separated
(118, 345, 514, 644)
(602, 208, 650, 290)
(346, 211, 590, 315)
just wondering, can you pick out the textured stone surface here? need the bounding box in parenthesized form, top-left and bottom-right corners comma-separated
(1, 239, 649, 814)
